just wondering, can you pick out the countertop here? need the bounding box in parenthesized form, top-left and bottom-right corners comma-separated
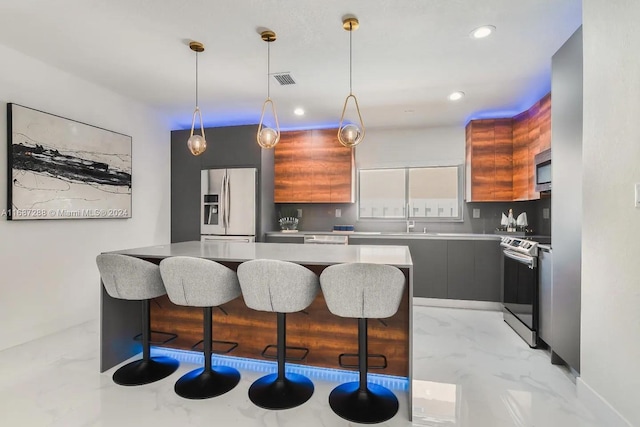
(266, 230, 503, 241)
(109, 240, 413, 268)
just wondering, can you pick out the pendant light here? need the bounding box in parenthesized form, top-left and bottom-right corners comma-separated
(257, 30, 280, 149)
(338, 17, 365, 148)
(187, 41, 207, 156)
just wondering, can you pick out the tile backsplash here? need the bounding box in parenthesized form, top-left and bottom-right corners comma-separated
(275, 197, 551, 236)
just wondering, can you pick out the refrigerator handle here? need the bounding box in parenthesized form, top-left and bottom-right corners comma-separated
(220, 172, 227, 229)
(225, 171, 231, 228)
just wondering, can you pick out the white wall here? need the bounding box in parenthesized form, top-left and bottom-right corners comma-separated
(0, 44, 171, 351)
(581, 1, 640, 425)
(355, 126, 464, 169)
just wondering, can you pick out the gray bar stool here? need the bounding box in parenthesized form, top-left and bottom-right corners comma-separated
(320, 263, 405, 424)
(237, 259, 319, 410)
(96, 253, 180, 386)
(159, 256, 242, 399)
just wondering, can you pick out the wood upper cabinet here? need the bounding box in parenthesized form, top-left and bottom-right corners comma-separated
(274, 130, 311, 202)
(527, 100, 541, 200)
(538, 93, 552, 152)
(466, 92, 551, 202)
(512, 92, 551, 201)
(274, 128, 354, 203)
(494, 119, 514, 200)
(512, 111, 530, 200)
(465, 118, 513, 201)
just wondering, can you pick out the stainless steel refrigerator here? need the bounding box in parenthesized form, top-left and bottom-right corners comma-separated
(200, 168, 257, 242)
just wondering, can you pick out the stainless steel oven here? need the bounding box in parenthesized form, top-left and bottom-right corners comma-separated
(501, 236, 539, 347)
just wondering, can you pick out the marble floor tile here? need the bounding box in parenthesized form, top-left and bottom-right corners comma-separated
(412, 307, 603, 426)
(0, 306, 605, 426)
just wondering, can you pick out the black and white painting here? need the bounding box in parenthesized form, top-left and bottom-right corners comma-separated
(7, 104, 132, 220)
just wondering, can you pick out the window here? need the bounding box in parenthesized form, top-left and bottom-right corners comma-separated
(358, 169, 406, 218)
(408, 167, 461, 219)
(358, 166, 463, 221)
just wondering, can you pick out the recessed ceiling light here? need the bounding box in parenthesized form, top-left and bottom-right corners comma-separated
(448, 91, 465, 101)
(470, 25, 495, 39)
(293, 108, 305, 116)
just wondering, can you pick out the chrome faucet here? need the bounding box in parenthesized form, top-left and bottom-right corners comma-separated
(406, 220, 415, 233)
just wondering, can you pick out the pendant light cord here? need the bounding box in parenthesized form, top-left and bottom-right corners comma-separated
(267, 40, 271, 99)
(195, 51, 199, 108)
(349, 22, 353, 95)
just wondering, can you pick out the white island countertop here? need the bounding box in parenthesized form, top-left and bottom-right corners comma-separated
(110, 240, 413, 268)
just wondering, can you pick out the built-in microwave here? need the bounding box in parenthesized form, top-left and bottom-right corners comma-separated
(534, 148, 551, 193)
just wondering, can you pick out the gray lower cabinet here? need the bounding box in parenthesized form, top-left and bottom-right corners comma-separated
(446, 240, 501, 301)
(349, 237, 499, 301)
(265, 234, 305, 244)
(447, 241, 475, 300)
(417, 239, 448, 298)
(269, 236, 501, 301)
(350, 238, 444, 297)
(473, 240, 502, 301)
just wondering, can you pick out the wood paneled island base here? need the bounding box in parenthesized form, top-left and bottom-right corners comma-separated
(149, 267, 410, 377)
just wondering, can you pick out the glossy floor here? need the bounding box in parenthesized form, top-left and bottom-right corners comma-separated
(0, 307, 604, 426)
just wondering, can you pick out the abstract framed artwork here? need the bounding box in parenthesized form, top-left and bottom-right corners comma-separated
(6, 103, 132, 220)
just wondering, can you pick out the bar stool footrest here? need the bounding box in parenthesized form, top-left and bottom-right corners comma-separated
(338, 352, 388, 369)
(261, 344, 309, 361)
(133, 330, 178, 345)
(191, 339, 239, 355)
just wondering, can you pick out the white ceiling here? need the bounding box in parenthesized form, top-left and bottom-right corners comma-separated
(0, 0, 581, 131)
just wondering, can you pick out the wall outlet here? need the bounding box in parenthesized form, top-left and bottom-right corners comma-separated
(635, 183, 640, 208)
(472, 208, 480, 218)
(335, 208, 341, 218)
(543, 208, 550, 219)
(297, 208, 303, 218)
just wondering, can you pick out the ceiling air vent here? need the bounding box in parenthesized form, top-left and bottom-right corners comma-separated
(272, 73, 296, 86)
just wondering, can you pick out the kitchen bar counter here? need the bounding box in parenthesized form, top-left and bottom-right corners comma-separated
(100, 241, 413, 416)
(110, 240, 412, 267)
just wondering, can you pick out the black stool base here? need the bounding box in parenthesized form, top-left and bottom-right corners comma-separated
(248, 373, 314, 410)
(328, 381, 399, 424)
(113, 356, 179, 386)
(175, 366, 240, 399)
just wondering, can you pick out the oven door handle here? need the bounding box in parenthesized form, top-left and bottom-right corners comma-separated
(503, 250, 536, 269)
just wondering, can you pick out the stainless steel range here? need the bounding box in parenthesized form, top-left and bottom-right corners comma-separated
(500, 236, 539, 347)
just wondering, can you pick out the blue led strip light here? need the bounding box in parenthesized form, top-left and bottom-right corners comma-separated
(151, 346, 409, 391)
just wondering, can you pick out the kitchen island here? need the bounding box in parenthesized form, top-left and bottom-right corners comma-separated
(100, 240, 413, 390)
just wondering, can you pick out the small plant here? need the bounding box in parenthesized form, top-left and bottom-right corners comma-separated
(278, 207, 298, 219)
